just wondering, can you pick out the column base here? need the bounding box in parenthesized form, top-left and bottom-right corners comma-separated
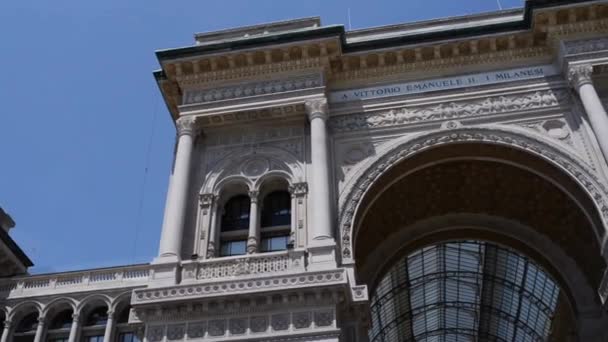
(149, 256, 181, 287)
(307, 240, 337, 271)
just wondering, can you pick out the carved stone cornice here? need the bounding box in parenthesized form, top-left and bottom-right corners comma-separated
(568, 64, 594, 89)
(175, 116, 197, 137)
(564, 37, 608, 55)
(131, 269, 346, 305)
(329, 89, 569, 133)
(182, 74, 322, 105)
(305, 98, 328, 121)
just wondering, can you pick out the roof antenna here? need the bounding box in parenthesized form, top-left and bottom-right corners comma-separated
(496, 0, 503, 10)
(348, 8, 352, 30)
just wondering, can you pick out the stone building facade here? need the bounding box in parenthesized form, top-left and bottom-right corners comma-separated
(4, 0, 608, 340)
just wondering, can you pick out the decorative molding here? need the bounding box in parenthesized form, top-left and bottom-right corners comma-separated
(564, 37, 608, 55)
(289, 183, 308, 196)
(196, 103, 306, 128)
(247, 237, 258, 254)
(338, 126, 608, 261)
(198, 194, 215, 209)
(243, 160, 270, 179)
(196, 250, 305, 280)
(517, 119, 573, 147)
(183, 74, 322, 105)
(568, 64, 594, 89)
(329, 89, 570, 133)
(132, 269, 346, 304)
(205, 126, 305, 147)
(305, 98, 328, 121)
(132, 308, 337, 341)
(176, 116, 197, 137)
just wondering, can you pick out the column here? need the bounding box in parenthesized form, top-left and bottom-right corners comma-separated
(0, 320, 11, 342)
(288, 182, 308, 248)
(157, 116, 198, 261)
(68, 313, 80, 342)
(305, 98, 334, 242)
(200, 194, 217, 258)
(207, 201, 220, 258)
(103, 310, 114, 342)
(247, 191, 260, 254)
(33, 316, 45, 342)
(568, 64, 608, 164)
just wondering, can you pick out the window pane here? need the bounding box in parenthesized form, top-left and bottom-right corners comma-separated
(261, 191, 291, 227)
(118, 332, 141, 342)
(261, 235, 288, 252)
(220, 240, 247, 256)
(221, 195, 250, 232)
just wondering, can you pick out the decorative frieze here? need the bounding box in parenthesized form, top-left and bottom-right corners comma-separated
(518, 119, 573, 146)
(136, 308, 336, 341)
(183, 74, 322, 105)
(564, 37, 608, 55)
(205, 126, 305, 147)
(132, 269, 346, 304)
(329, 90, 570, 133)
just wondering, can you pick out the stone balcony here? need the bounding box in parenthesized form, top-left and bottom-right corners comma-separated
(181, 248, 306, 282)
(0, 263, 151, 299)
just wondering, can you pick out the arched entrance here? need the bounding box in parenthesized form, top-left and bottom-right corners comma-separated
(341, 128, 608, 341)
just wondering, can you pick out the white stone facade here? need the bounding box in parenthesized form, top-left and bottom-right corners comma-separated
(4, 1, 608, 341)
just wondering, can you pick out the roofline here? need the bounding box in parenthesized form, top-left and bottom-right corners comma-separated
(0, 226, 33, 268)
(154, 0, 594, 62)
(156, 25, 344, 61)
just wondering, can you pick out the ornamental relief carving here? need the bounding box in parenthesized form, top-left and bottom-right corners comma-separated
(205, 138, 304, 169)
(329, 89, 570, 133)
(205, 126, 305, 147)
(517, 119, 574, 147)
(337, 126, 608, 261)
(183, 74, 322, 105)
(564, 37, 608, 55)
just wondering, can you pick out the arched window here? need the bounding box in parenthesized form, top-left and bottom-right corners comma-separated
(81, 307, 107, 342)
(13, 312, 38, 342)
(47, 309, 73, 342)
(220, 195, 250, 256)
(260, 190, 291, 253)
(49, 309, 73, 330)
(261, 191, 291, 227)
(221, 195, 250, 232)
(115, 306, 141, 342)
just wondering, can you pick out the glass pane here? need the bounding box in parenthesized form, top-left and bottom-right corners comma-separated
(118, 332, 140, 342)
(260, 235, 288, 252)
(231, 240, 246, 255)
(220, 240, 247, 256)
(368, 241, 560, 342)
(261, 191, 291, 227)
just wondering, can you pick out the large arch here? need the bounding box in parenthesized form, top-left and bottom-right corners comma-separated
(339, 125, 608, 263)
(340, 125, 608, 340)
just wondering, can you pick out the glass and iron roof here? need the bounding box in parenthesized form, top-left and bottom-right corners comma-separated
(369, 241, 560, 342)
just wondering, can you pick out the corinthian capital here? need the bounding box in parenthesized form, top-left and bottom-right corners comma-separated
(175, 116, 197, 137)
(567, 64, 594, 89)
(305, 98, 328, 121)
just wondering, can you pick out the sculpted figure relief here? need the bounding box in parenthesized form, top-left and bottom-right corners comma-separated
(330, 90, 570, 132)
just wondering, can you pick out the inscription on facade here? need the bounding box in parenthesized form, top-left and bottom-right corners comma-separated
(330, 65, 558, 103)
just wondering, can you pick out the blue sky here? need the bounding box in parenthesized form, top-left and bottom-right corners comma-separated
(0, 0, 523, 274)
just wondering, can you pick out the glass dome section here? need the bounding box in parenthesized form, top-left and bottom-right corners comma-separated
(369, 241, 560, 342)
